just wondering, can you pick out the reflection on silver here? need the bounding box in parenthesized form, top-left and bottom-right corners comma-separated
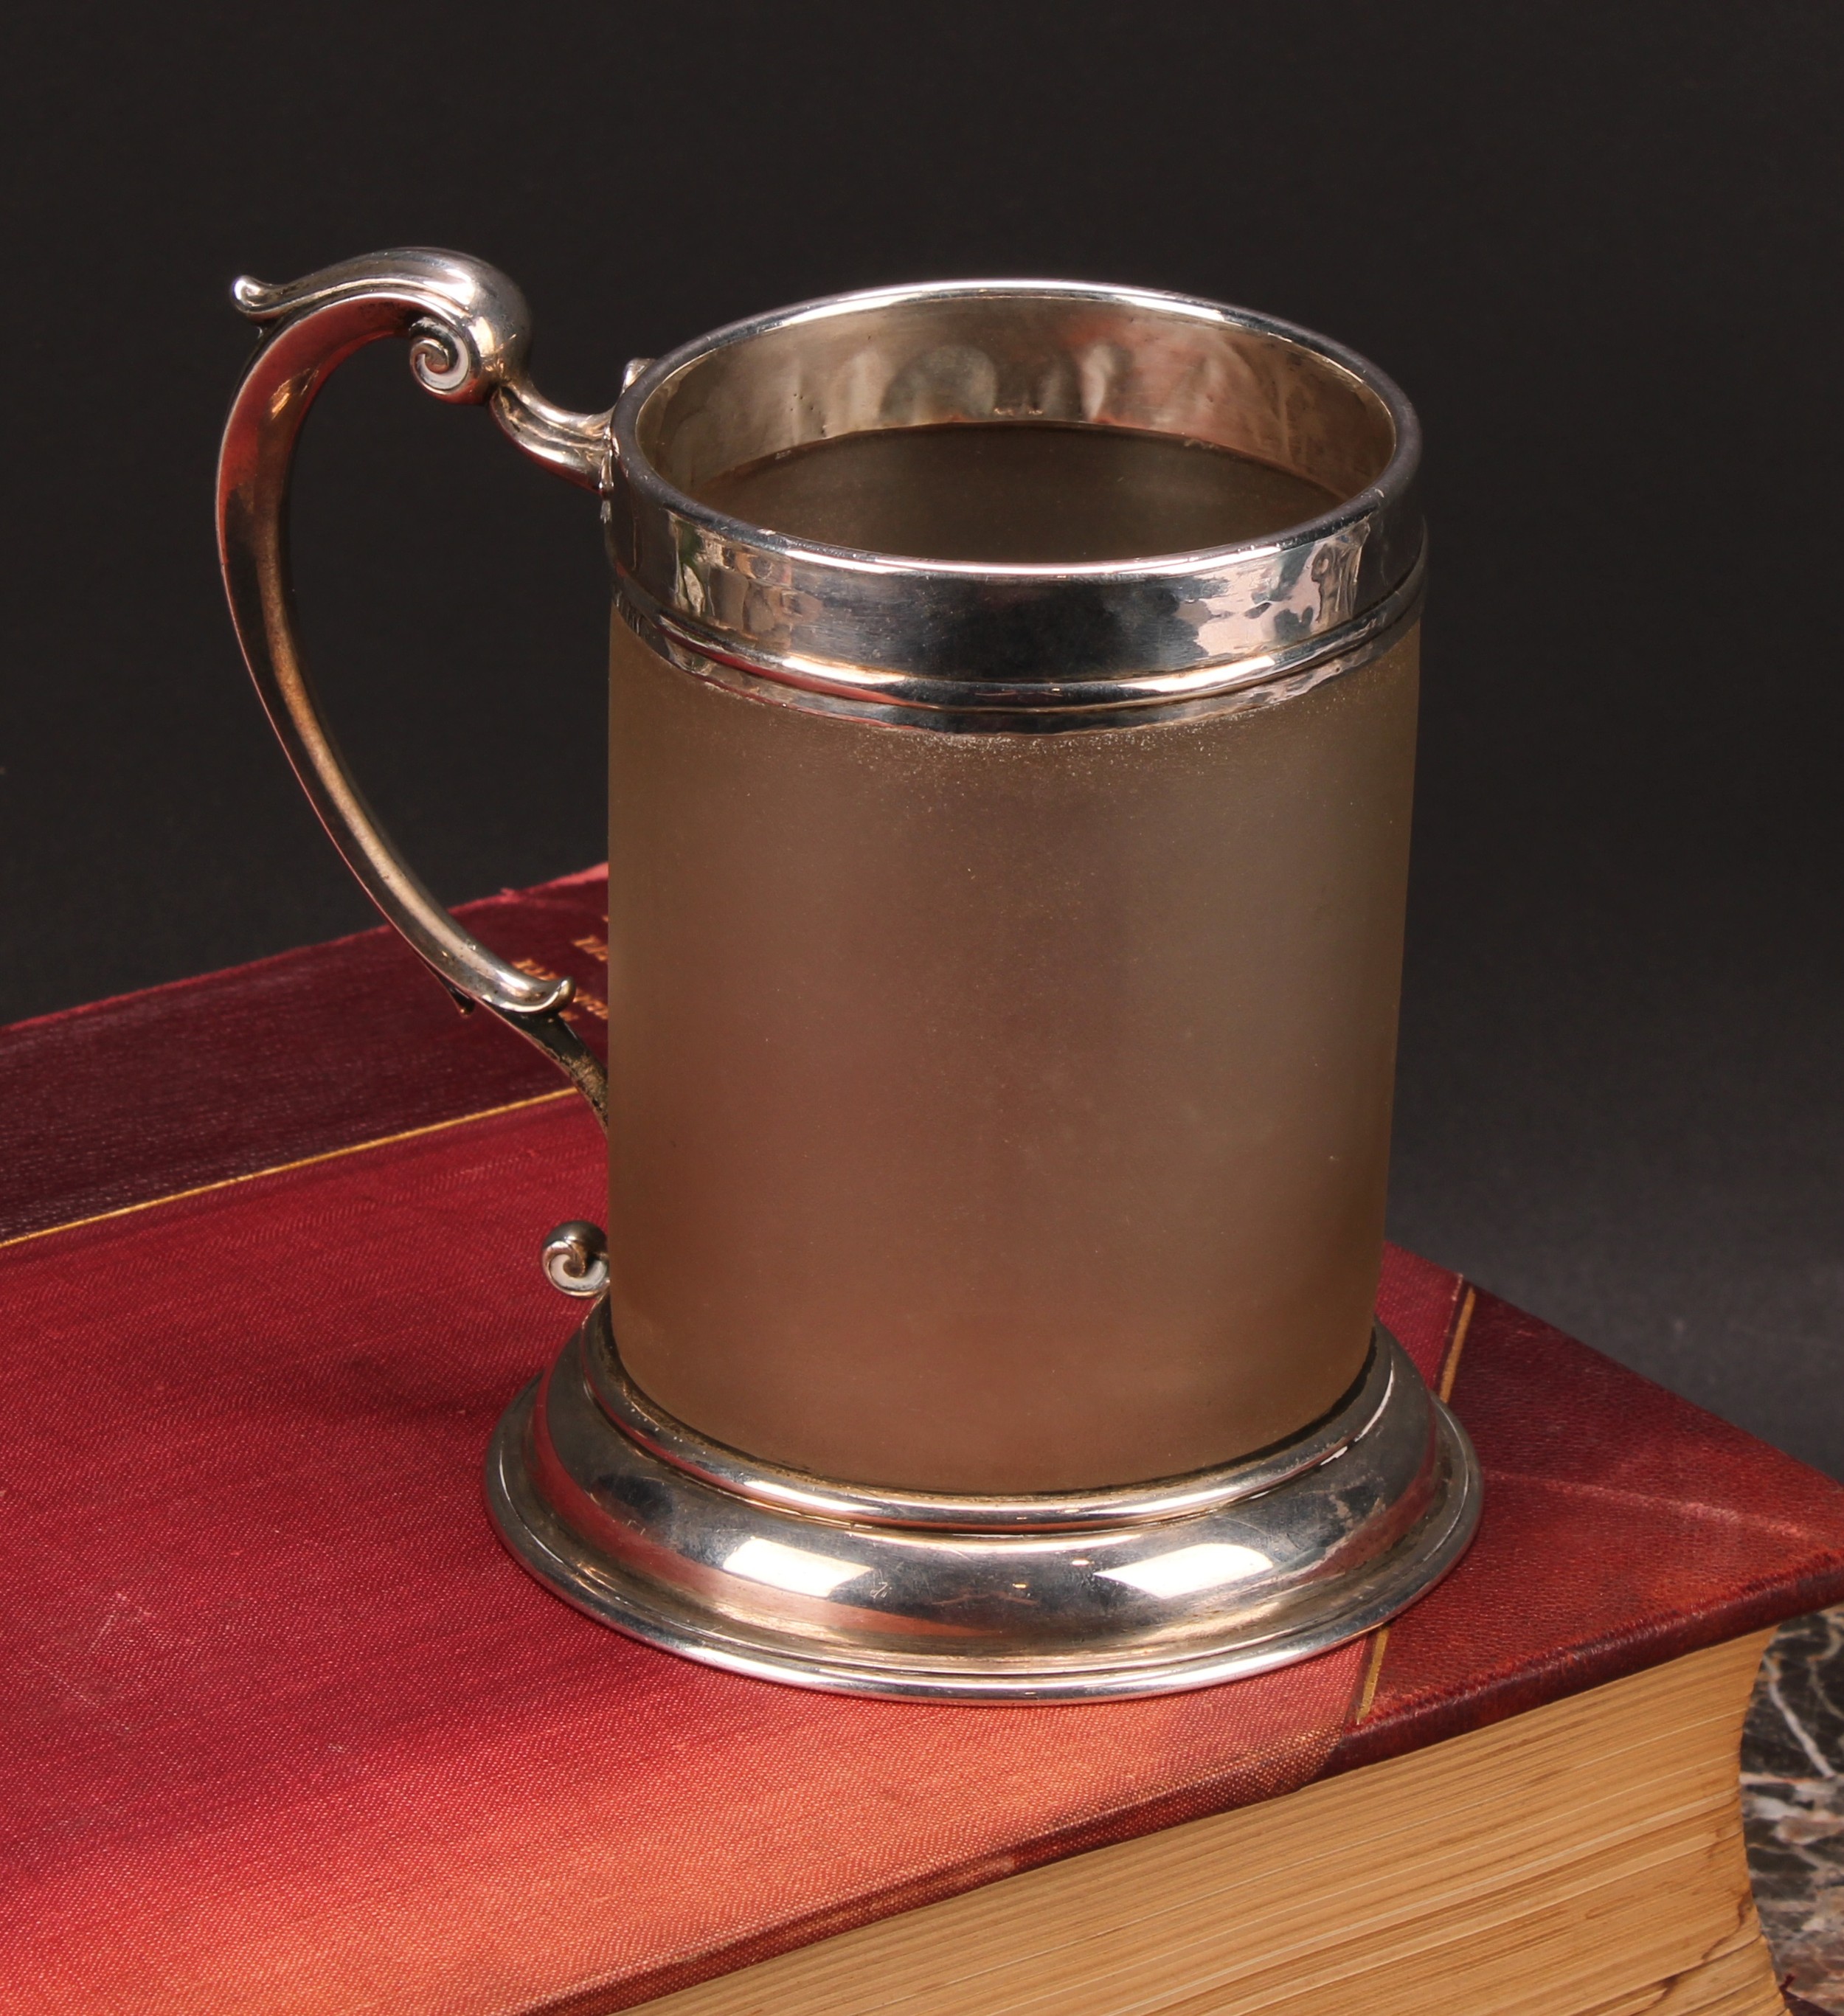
(1096, 1543, 1273, 1598)
(485, 1309, 1480, 1703)
(724, 1537, 870, 1598)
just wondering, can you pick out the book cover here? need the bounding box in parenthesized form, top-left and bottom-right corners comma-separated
(4, 871, 1843, 2012)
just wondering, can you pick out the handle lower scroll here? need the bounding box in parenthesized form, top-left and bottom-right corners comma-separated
(215, 248, 611, 1126)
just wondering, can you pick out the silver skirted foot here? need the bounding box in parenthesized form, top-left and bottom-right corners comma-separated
(486, 1304, 1480, 1704)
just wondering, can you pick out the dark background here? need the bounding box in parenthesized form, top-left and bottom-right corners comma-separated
(7, 4, 1842, 1466)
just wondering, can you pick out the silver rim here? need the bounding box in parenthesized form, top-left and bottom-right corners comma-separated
(607, 278, 1423, 722)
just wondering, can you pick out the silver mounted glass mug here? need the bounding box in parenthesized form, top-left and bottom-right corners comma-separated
(217, 250, 1477, 1700)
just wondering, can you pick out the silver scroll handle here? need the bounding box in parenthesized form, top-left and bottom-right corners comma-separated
(215, 249, 612, 1127)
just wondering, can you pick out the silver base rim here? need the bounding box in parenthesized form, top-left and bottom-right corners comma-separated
(484, 1320, 1480, 1704)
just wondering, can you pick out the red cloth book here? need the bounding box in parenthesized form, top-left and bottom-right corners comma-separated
(4, 869, 1842, 2012)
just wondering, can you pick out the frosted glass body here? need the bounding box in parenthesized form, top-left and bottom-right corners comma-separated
(606, 615, 1419, 1494)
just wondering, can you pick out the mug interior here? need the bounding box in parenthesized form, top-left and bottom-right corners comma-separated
(631, 286, 1398, 564)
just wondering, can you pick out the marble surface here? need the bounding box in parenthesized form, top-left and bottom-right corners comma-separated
(1745, 1608, 1844, 2010)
